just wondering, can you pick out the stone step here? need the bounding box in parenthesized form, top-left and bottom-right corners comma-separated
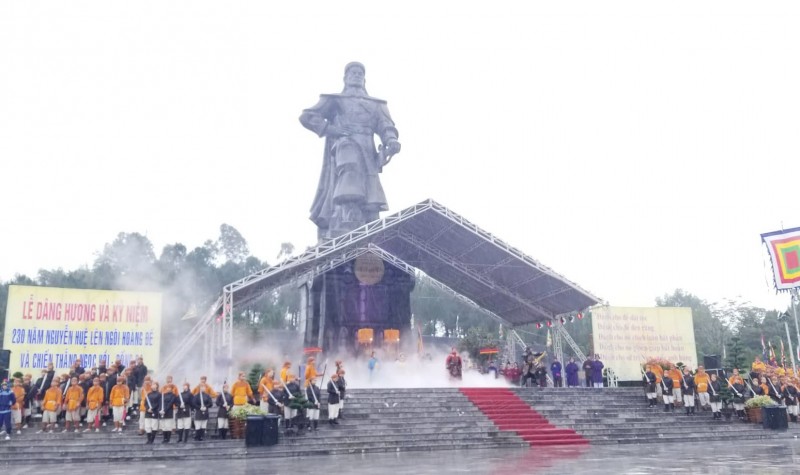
(244, 439, 529, 458)
(6, 440, 528, 465)
(0, 431, 522, 455)
(591, 431, 798, 445)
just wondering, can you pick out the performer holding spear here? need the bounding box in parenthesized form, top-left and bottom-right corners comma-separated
(306, 375, 322, 431)
(258, 369, 276, 412)
(261, 376, 283, 417)
(176, 381, 193, 443)
(680, 366, 696, 415)
(642, 365, 657, 408)
(661, 370, 675, 412)
(327, 373, 341, 425)
(216, 382, 232, 440)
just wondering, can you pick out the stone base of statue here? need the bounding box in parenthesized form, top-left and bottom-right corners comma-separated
(302, 253, 414, 356)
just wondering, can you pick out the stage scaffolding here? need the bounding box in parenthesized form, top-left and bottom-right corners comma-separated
(160, 199, 601, 378)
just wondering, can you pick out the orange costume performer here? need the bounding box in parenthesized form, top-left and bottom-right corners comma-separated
(231, 380, 254, 406)
(109, 381, 130, 431)
(305, 358, 318, 388)
(162, 382, 180, 396)
(64, 384, 84, 431)
(694, 368, 710, 409)
(751, 359, 767, 379)
(138, 381, 152, 434)
(86, 384, 105, 431)
(258, 373, 276, 411)
(11, 382, 25, 430)
(280, 362, 291, 383)
(192, 379, 218, 398)
(728, 372, 744, 386)
(41, 385, 62, 431)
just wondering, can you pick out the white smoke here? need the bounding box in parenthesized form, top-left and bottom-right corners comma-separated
(300, 347, 511, 389)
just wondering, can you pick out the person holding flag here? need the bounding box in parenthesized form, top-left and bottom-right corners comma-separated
(780, 340, 787, 370)
(768, 341, 779, 367)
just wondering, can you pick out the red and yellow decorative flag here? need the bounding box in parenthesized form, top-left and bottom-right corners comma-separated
(762, 226, 800, 291)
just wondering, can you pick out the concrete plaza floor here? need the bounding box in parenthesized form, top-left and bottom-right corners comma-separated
(4, 439, 800, 474)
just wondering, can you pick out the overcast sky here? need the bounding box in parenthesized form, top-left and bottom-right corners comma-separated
(1, 1, 798, 313)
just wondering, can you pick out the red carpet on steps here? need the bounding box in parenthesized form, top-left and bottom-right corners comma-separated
(460, 388, 588, 446)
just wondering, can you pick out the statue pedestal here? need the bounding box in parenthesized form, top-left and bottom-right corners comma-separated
(303, 255, 414, 356)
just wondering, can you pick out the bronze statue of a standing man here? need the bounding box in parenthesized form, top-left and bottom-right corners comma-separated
(300, 62, 401, 241)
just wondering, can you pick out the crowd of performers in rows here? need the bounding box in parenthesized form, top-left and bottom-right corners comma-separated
(641, 356, 800, 423)
(0, 356, 350, 443)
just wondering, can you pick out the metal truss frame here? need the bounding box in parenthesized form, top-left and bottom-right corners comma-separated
(160, 296, 222, 375)
(553, 329, 563, 367)
(159, 198, 601, 377)
(427, 200, 601, 302)
(395, 230, 555, 322)
(555, 323, 587, 362)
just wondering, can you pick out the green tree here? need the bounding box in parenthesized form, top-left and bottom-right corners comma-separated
(277, 242, 295, 261)
(218, 224, 249, 263)
(725, 335, 747, 371)
(94, 232, 158, 290)
(247, 363, 264, 394)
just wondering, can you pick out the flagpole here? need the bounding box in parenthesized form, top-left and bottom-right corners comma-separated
(791, 289, 800, 374)
(782, 319, 797, 376)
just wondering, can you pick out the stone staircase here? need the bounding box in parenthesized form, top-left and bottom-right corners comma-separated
(5, 386, 798, 465)
(246, 388, 528, 458)
(460, 387, 587, 446)
(511, 387, 800, 445)
(0, 388, 527, 465)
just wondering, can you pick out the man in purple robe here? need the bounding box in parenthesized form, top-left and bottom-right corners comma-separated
(565, 357, 580, 387)
(591, 356, 605, 388)
(582, 357, 594, 387)
(550, 359, 563, 388)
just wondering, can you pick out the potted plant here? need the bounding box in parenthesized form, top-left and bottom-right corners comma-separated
(744, 395, 776, 424)
(229, 404, 267, 439)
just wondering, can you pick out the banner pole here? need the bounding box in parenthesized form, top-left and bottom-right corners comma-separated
(791, 289, 800, 373)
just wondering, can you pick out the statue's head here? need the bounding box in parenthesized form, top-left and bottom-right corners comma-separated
(344, 62, 366, 89)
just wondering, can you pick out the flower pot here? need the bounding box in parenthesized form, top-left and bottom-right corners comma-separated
(230, 417, 246, 439)
(746, 407, 763, 424)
